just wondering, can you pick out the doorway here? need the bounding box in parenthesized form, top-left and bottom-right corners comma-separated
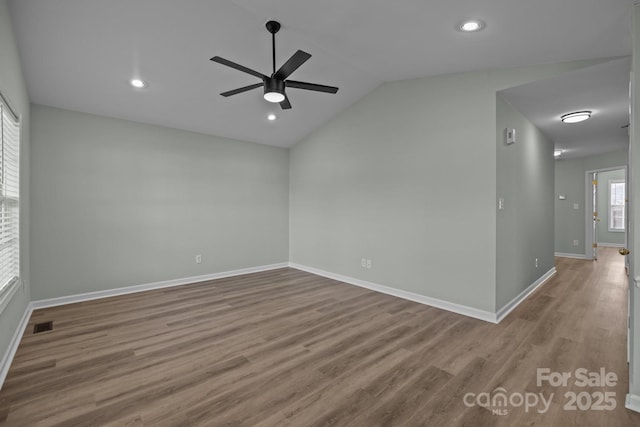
(586, 166, 627, 261)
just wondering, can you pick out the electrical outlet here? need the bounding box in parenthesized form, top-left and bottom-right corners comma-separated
(366, 259, 372, 269)
(535, 258, 538, 268)
(573, 240, 579, 246)
(195, 254, 202, 264)
(573, 203, 579, 210)
(361, 258, 367, 268)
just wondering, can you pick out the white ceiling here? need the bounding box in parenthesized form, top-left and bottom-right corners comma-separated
(8, 0, 633, 149)
(500, 57, 631, 160)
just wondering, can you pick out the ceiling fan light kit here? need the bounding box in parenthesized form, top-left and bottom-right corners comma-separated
(210, 20, 338, 110)
(264, 78, 285, 103)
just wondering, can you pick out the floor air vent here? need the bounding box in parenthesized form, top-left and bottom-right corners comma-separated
(33, 321, 53, 334)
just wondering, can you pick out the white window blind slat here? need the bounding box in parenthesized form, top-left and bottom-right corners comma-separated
(0, 101, 20, 296)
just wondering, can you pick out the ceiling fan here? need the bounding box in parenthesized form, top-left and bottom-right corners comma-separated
(210, 20, 338, 110)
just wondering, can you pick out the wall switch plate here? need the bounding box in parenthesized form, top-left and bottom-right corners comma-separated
(505, 128, 516, 145)
(573, 240, 579, 246)
(361, 258, 367, 268)
(195, 254, 202, 264)
(498, 198, 505, 211)
(366, 259, 372, 269)
(573, 203, 579, 210)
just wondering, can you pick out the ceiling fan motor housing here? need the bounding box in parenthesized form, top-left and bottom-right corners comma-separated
(265, 78, 285, 94)
(265, 20, 281, 34)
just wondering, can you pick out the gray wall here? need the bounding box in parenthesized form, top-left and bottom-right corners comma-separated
(596, 168, 626, 246)
(290, 61, 598, 314)
(495, 95, 555, 311)
(290, 71, 497, 312)
(0, 0, 30, 368)
(555, 149, 628, 256)
(290, 70, 495, 311)
(30, 105, 289, 300)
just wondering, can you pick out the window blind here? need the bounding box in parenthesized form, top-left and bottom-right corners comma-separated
(609, 180, 625, 232)
(0, 97, 20, 298)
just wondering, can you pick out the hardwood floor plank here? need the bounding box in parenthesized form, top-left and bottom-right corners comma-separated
(1, 249, 639, 426)
(352, 365, 454, 427)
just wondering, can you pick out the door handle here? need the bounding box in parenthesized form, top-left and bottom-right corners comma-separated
(619, 248, 630, 256)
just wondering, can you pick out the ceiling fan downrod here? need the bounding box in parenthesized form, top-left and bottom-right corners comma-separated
(265, 20, 281, 76)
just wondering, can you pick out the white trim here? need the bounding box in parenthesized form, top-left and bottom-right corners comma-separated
(0, 302, 33, 390)
(289, 263, 498, 323)
(626, 393, 640, 413)
(0, 278, 21, 315)
(31, 263, 288, 309)
(554, 252, 591, 260)
(1, 263, 288, 391)
(0, 263, 559, 390)
(597, 242, 625, 248)
(495, 267, 556, 323)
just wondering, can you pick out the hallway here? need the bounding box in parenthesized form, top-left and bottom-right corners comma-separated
(488, 247, 639, 425)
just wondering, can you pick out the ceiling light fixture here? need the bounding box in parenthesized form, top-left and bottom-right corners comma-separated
(264, 92, 285, 103)
(263, 78, 285, 103)
(554, 149, 563, 157)
(561, 111, 591, 124)
(130, 78, 147, 89)
(267, 113, 277, 121)
(458, 20, 485, 32)
(211, 20, 338, 110)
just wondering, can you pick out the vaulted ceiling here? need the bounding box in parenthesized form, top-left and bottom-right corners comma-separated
(8, 0, 633, 152)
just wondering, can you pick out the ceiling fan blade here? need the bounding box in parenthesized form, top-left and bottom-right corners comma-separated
(220, 83, 263, 97)
(280, 95, 292, 110)
(286, 80, 339, 94)
(273, 50, 311, 80)
(211, 56, 267, 80)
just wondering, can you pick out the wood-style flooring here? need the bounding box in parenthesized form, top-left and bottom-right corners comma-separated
(1, 247, 639, 426)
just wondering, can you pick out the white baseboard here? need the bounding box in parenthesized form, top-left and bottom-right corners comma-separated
(1, 262, 288, 391)
(0, 302, 33, 391)
(495, 267, 556, 323)
(0, 262, 561, 391)
(626, 393, 640, 413)
(555, 252, 591, 260)
(31, 262, 289, 309)
(597, 242, 625, 248)
(289, 263, 498, 323)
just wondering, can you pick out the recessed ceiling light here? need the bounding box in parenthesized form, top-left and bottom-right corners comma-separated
(561, 111, 591, 124)
(458, 20, 485, 32)
(130, 78, 147, 89)
(267, 114, 277, 121)
(554, 149, 563, 157)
